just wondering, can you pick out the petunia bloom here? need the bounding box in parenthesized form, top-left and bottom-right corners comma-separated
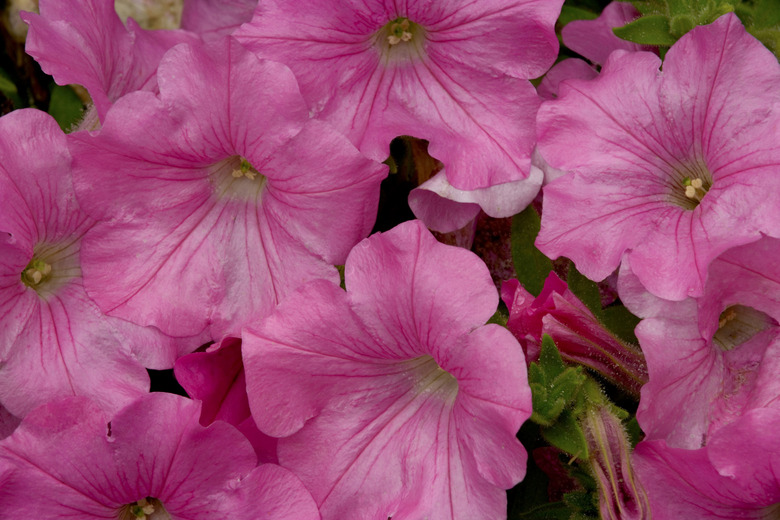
(0, 393, 319, 519)
(536, 14, 780, 300)
(0, 109, 182, 417)
(618, 237, 780, 448)
(237, 0, 562, 227)
(71, 37, 386, 342)
(243, 220, 531, 519)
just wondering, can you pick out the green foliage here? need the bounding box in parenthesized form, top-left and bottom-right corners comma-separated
(48, 85, 84, 132)
(617, 0, 780, 58)
(566, 261, 604, 321)
(601, 305, 641, 344)
(613, 13, 679, 44)
(510, 206, 553, 297)
(559, 5, 599, 28)
(528, 336, 590, 458)
(0, 69, 22, 109)
(335, 264, 346, 290)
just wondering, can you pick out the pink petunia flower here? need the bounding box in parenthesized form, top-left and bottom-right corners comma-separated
(633, 408, 780, 519)
(236, 0, 562, 228)
(536, 13, 780, 300)
(0, 109, 184, 417)
(70, 37, 386, 342)
(174, 336, 278, 463)
(242, 220, 531, 519)
(23, 0, 197, 123)
(0, 393, 319, 519)
(618, 237, 780, 448)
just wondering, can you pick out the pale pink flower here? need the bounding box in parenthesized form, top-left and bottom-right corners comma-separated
(0, 109, 182, 417)
(0, 393, 319, 519)
(71, 37, 386, 341)
(536, 14, 780, 300)
(243, 220, 531, 519)
(618, 237, 780, 448)
(236, 0, 562, 226)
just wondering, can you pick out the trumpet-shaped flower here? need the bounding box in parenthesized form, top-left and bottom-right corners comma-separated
(536, 14, 780, 300)
(71, 37, 386, 341)
(0, 109, 185, 417)
(0, 393, 319, 519)
(242, 220, 531, 519)
(618, 237, 780, 448)
(236, 0, 562, 222)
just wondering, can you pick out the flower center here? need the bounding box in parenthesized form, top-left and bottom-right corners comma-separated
(117, 497, 170, 520)
(376, 17, 425, 62)
(667, 160, 713, 210)
(210, 155, 267, 201)
(406, 355, 459, 401)
(713, 305, 775, 351)
(387, 17, 413, 45)
(20, 238, 82, 297)
(21, 258, 52, 287)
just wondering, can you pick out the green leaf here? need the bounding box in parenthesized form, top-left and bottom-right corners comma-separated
(335, 264, 346, 290)
(558, 5, 598, 28)
(613, 14, 679, 45)
(486, 307, 508, 327)
(529, 336, 588, 426)
(541, 409, 589, 459)
(511, 205, 553, 297)
(566, 261, 603, 320)
(539, 334, 566, 378)
(601, 305, 641, 344)
(752, 0, 780, 28)
(0, 69, 23, 109)
(48, 85, 84, 132)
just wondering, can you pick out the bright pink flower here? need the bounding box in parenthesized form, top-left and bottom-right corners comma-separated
(236, 0, 562, 223)
(536, 14, 780, 300)
(174, 336, 277, 463)
(22, 0, 196, 122)
(0, 109, 183, 417)
(502, 273, 647, 396)
(243, 220, 531, 519)
(71, 37, 386, 341)
(0, 393, 319, 519)
(633, 409, 780, 519)
(619, 238, 780, 448)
